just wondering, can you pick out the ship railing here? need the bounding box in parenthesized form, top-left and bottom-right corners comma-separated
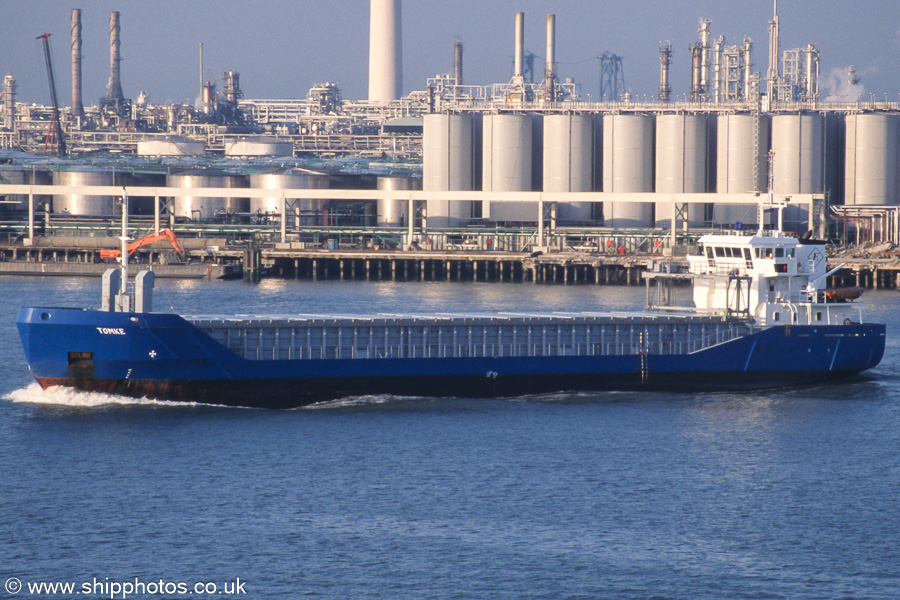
(688, 263, 749, 277)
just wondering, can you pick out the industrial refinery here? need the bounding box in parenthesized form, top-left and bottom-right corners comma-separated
(1, 0, 899, 285)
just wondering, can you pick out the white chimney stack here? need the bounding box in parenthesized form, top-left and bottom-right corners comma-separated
(368, 0, 402, 103)
(545, 14, 556, 81)
(513, 12, 525, 79)
(71, 9, 84, 118)
(108, 11, 124, 101)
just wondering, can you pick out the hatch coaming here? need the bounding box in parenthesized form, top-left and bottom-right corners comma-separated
(189, 313, 753, 362)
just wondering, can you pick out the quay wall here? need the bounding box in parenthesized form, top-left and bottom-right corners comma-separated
(4, 241, 898, 289)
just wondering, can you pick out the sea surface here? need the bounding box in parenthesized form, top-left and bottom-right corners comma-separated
(1, 276, 899, 600)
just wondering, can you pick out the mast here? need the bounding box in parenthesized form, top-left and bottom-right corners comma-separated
(119, 188, 129, 295)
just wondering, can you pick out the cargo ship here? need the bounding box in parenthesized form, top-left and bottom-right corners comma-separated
(16, 202, 885, 409)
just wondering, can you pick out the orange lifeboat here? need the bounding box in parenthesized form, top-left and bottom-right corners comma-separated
(824, 287, 864, 303)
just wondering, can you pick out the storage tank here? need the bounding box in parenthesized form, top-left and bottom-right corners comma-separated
(0, 165, 51, 211)
(824, 113, 843, 205)
(771, 112, 825, 231)
(771, 113, 824, 193)
(715, 113, 770, 226)
(603, 113, 654, 227)
(249, 171, 329, 215)
(543, 114, 595, 223)
(168, 170, 249, 220)
(423, 113, 477, 227)
(127, 172, 167, 215)
(225, 136, 293, 157)
(52, 168, 121, 216)
(845, 112, 898, 206)
(137, 136, 206, 156)
(483, 113, 534, 223)
(655, 113, 710, 227)
(376, 176, 422, 226)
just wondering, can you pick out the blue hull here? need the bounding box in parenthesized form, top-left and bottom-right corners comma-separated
(17, 307, 886, 408)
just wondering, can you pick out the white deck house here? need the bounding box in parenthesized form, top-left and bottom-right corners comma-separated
(687, 231, 860, 326)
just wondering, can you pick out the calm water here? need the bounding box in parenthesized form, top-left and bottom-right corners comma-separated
(1, 276, 899, 600)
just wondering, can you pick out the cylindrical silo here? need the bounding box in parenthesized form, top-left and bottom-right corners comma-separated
(423, 113, 476, 227)
(225, 136, 293, 157)
(715, 113, 770, 226)
(127, 172, 167, 216)
(844, 112, 898, 206)
(168, 170, 248, 220)
(823, 113, 843, 205)
(137, 136, 206, 156)
(0, 166, 51, 212)
(771, 112, 824, 193)
(483, 113, 534, 223)
(771, 112, 825, 231)
(52, 168, 120, 216)
(655, 112, 710, 227)
(543, 113, 594, 223)
(249, 171, 329, 217)
(603, 113, 654, 227)
(376, 176, 422, 226)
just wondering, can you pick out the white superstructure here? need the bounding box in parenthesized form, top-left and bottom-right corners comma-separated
(686, 198, 860, 327)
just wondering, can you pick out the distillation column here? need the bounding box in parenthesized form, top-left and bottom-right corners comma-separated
(71, 9, 84, 119)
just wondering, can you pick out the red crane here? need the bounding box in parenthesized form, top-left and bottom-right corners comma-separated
(36, 32, 67, 157)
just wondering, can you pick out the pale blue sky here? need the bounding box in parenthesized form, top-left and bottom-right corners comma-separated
(2, 1, 897, 105)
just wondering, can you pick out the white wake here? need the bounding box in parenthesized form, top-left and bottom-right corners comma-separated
(4, 382, 198, 408)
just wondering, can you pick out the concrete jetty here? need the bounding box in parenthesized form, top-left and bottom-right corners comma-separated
(3, 237, 900, 289)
